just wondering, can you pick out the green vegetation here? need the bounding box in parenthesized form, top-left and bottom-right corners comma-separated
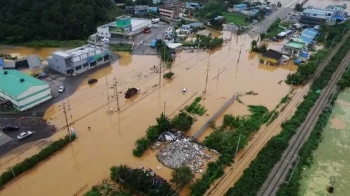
(109, 43, 133, 52)
(183, 35, 224, 49)
(317, 22, 350, 48)
(190, 105, 269, 196)
(0, 134, 76, 188)
(171, 111, 194, 132)
(163, 71, 174, 79)
(157, 40, 174, 64)
(285, 50, 328, 85)
(19, 40, 86, 47)
(266, 19, 282, 38)
(171, 166, 195, 188)
(222, 12, 248, 26)
(279, 21, 293, 28)
(110, 165, 176, 196)
(224, 30, 350, 196)
(185, 97, 207, 116)
(294, 3, 304, 12)
(251, 40, 267, 53)
(0, 0, 123, 43)
(84, 180, 131, 196)
(133, 97, 206, 156)
(276, 107, 333, 196)
(0, 53, 17, 60)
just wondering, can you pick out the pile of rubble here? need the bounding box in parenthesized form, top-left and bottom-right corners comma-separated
(157, 136, 216, 172)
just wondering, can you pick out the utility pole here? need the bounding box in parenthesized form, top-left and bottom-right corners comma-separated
(164, 102, 166, 115)
(62, 103, 71, 140)
(65, 81, 73, 121)
(197, 41, 200, 66)
(105, 76, 111, 110)
(113, 76, 120, 111)
(204, 48, 211, 94)
(287, 156, 300, 183)
(330, 37, 336, 48)
(234, 133, 242, 159)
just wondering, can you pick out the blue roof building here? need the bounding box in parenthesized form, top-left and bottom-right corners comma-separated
(300, 28, 318, 44)
(233, 4, 248, 10)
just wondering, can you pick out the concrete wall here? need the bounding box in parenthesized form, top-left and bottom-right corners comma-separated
(97, 26, 112, 38)
(47, 55, 68, 74)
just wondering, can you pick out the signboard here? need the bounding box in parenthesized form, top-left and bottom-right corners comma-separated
(81, 54, 87, 60)
(72, 56, 81, 63)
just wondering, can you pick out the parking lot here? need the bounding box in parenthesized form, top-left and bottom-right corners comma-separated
(0, 117, 54, 156)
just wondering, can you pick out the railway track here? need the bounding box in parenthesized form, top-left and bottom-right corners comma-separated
(258, 43, 350, 196)
(205, 30, 350, 196)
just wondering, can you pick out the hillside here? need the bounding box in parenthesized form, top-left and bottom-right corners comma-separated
(0, 0, 123, 43)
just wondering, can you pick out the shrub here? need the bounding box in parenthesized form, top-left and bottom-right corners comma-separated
(0, 134, 76, 188)
(163, 71, 174, 79)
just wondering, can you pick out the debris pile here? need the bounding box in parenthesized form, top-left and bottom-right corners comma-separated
(157, 137, 214, 172)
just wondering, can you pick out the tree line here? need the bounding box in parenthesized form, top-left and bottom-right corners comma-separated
(224, 29, 350, 196)
(0, 0, 123, 43)
(190, 105, 270, 196)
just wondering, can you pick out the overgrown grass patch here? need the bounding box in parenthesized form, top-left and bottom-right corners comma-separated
(222, 12, 249, 26)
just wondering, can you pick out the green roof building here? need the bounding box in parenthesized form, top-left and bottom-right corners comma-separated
(282, 41, 306, 57)
(0, 70, 52, 111)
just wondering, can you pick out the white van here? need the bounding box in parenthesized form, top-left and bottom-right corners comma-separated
(101, 37, 110, 43)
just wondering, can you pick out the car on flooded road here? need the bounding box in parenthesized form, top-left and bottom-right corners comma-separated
(2, 125, 19, 131)
(88, 78, 98, 85)
(17, 131, 33, 140)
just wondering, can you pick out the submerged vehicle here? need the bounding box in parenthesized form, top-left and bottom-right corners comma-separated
(125, 88, 138, 99)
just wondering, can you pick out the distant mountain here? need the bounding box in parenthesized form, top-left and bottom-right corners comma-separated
(0, 0, 124, 43)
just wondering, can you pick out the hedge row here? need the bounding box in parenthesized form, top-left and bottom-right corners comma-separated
(276, 52, 350, 195)
(190, 106, 269, 196)
(0, 134, 76, 188)
(224, 33, 350, 196)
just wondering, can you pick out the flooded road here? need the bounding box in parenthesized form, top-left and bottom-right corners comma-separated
(298, 90, 350, 196)
(0, 31, 296, 196)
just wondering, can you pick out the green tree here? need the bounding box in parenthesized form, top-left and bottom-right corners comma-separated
(294, 3, 303, 11)
(156, 113, 172, 132)
(171, 166, 194, 188)
(260, 33, 266, 42)
(251, 40, 258, 49)
(171, 112, 194, 132)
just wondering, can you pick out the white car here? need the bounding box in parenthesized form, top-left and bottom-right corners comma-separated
(58, 86, 65, 93)
(17, 131, 33, 140)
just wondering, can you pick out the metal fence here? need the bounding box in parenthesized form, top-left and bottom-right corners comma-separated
(193, 93, 236, 139)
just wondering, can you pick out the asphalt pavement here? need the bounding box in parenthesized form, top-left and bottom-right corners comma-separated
(0, 117, 54, 156)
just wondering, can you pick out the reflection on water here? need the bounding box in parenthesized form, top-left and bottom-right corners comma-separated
(299, 89, 350, 196)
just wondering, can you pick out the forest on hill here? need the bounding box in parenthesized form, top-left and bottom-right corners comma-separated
(0, 0, 123, 43)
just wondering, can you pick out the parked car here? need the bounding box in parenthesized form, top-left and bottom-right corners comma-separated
(143, 27, 151, 34)
(2, 125, 19, 131)
(88, 78, 98, 85)
(17, 131, 33, 140)
(58, 86, 65, 93)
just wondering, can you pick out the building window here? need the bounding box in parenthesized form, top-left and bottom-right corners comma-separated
(83, 63, 89, 68)
(97, 57, 103, 62)
(67, 69, 74, 74)
(75, 65, 82, 71)
(90, 61, 97, 66)
(104, 55, 110, 61)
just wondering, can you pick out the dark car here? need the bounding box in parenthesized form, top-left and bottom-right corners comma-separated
(2, 125, 19, 131)
(88, 78, 98, 85)
(125, 88, 138, 99)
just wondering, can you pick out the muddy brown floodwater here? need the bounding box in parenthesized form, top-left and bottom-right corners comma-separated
(0, 30, 297, 196)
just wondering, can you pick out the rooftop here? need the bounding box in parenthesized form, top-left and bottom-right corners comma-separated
(303, 8, 335, 15)
(234, 4, 247, 8)
(285, 41, 305, 49)
(262, 49, 283, 60)
(53, 45, 106, 58)
(0, 70, 48, 98)
(98, 18, 150, 29)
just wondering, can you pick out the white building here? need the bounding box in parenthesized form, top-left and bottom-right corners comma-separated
(0, 70, 52, 111)
(97, 16, 151, 39)
(47, 44, 111, 76)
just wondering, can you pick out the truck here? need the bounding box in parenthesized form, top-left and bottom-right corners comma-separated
(151, 18, 160, 24)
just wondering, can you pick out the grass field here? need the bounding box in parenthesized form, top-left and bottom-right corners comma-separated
(223, 12, 249, 26)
